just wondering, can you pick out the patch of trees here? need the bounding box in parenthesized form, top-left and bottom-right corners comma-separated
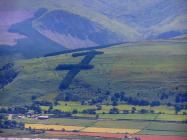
(160, 93, 169, 100)
(0, 114, 24, 129)
(0, 102, 44, 115)
(79, 51, 102, 64)
(29, 104, 42, 114)
(110, 92, 160, 106)
(175, 93, 187, 103)
(56, 89, 161, 108)
(56, 50, 103, 90)
(0, 107, 28, 114)
(28, 128, 45, 134)
(48, 109, 72, 118)
(0, 120, 24, 129)
(56, 64, 94, 70)
(81, 109, 96, 114)
(175, 104, 187, 114)
(32, 101, 53, 106)
(150, 101, 160, 106)
(72, 50, 103, 57)
(0, 63, 18, 89)
(109, 107, 119, 114)
(0, 63, 13, 71)
(31, 95, 37, 100)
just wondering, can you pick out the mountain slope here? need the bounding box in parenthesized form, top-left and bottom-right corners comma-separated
(35, 9, 124, 49)
(0, 40, 187, 105)
(3, 9, 66, 58)
(0, 0, 187, 57)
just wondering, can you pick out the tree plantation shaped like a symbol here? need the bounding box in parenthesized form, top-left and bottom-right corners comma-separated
(55, 50, 104, 90)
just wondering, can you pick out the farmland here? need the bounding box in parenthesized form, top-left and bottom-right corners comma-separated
(25, 123, 84, 131)
(25, 123, 140, 134)
(15, 117, 187, 130)
(14, 117, 187, 136)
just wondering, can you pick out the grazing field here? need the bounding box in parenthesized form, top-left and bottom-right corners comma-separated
(139, 129, 187, 136)
(156, 114, 187, 122)
(41, 101, 178, 114)
(99, 114, 158, 120)
(16, 118, 97, 127)
(49, 101, 96, 112)
(99, 114, 187, 121)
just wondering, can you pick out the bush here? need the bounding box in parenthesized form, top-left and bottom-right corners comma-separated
(82, 109, 96, 114)
(109, 107, 119, 114)
(72, 109, 78, 114)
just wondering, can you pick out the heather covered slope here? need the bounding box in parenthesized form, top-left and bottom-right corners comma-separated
(0, 40, 187, 105)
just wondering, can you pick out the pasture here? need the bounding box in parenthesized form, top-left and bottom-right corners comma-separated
(41, 101, 179, 114)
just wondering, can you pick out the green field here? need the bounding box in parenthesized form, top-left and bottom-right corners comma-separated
(15, 118, 97, 127)
(41, 101, 184, 116)
(73, 113, 187, 122)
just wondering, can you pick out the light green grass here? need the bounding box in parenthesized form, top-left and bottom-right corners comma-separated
(139, 129, 187, 136)
(97, 104, 176, 114)
(147, 121, 187, 131)
(54, 101, 96, 112)
(99, 114, 187, 122)
(99, 114, 158, 120)
(156, 114, 187, 121)
(41, 102, 177, 115)
(15, 118, 97, 127)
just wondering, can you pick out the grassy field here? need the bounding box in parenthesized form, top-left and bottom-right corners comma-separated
(41, 101, 178, 114)
(39, 101, 187, 123)
(156, 114, 187, 121)
(15, 118, 97, 127)
(99, 114, 158, 120)
(74, 113, 187, 122)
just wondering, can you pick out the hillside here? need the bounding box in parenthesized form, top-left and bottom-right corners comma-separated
(0, 40, 187, 106)
(0, 0, 187, 58)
